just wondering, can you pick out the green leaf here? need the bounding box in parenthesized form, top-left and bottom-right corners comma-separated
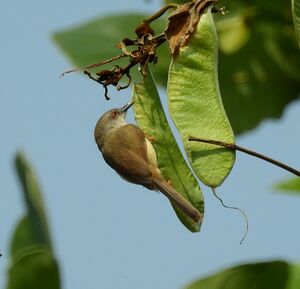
(6, 247, 61, 289)
(6, 152, 61, 289)
(286, 263, 300, 289)
(133, 68, 204, 232)
(274, 177, 300, 194)
(168, 8, 235, 187)
(216, 7, 300, 135)
(183, 260, 300, 289)
(10, 216, 42, 260)
(14, 152, 52, 251)
(217, 14, 250, 54)
(292, 0, 300, 46)
(53, 13, 170, 86)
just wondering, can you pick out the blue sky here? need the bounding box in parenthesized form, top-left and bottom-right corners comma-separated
(1, 1, 300, 289)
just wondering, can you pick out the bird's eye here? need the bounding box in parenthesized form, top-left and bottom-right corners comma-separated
(111, 111, 118, 118)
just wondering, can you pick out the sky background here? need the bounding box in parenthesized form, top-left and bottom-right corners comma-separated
(1, 1, 300, 289)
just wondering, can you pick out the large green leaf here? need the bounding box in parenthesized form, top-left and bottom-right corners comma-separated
(292, 0, 300, 46)
(6, 248, 61, 289)
(217, 10, 300, 134)
(133, 69, 204, 232)
(274, 177, 300, 194)
(6, 152, 61, 289)
(13, 152, 52, 252)
(53, 13, 170, 86)
(183, 260, 300, 289)
(168, 8, 235, 187)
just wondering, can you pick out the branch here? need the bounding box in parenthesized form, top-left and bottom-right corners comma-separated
(60, 53, 127, 78)
(188, 136, 300, 177)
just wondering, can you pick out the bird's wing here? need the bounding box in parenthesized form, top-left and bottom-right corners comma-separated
(102, 124, 152, 185)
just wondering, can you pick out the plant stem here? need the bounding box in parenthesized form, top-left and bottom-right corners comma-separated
(60, 53, 127, 77)
(188, 136, 300, 177)
(143, 3, 178, 24)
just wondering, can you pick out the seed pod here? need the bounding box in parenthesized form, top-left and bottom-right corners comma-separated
(168, 8, 235, 187)
(133, 68, 204, 232)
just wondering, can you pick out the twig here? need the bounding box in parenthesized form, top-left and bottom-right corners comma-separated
(84, 70, 110, 100)
(122, 33, 166, 74)
(188, 136, 300, 177)
(143, 3, 178, 24)
(60, 53, 127, 78)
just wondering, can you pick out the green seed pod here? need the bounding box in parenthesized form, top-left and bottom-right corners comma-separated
(168, 8, 235, 187)
(133, 69, 204, 232)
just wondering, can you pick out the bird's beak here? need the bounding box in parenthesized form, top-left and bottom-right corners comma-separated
(121, 100, 134, 113)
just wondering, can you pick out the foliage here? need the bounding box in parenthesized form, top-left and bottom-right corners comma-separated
(53, 0, 300, 135)
(275, 177, 300, 194)
(3, 0, 300, 288)
(5, 152, 61, 289)
(54, 0, 237, 229)
(292, 0, 300, 46)
(184, 261, 300, 289)
(53, 0, 300, 228)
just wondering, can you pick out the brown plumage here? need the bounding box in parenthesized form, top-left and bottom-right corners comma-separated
(94, 102, 201, 224)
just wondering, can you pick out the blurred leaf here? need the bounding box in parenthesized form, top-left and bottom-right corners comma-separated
(6, 247, 60, 289)
(133, 68, 204, 232)
(6, 151, 61, 289)
(217, 14, 250, 54)
(14, 152, 52, 252)
(183, 260, 300, 289)
(217, 9, 300, 135)
(292, 0, 300, 46)
(274, 177, 300, 194)
(286, 263, 300, 289)
(168, 8, 235, 187)
(53, 13, 170, 86)
(10, 216, 41, 259)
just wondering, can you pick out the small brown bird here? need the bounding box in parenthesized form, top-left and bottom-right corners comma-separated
(94, 101, 201, 223)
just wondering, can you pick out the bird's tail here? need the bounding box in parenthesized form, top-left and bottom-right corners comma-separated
(153, 178, 202, 224)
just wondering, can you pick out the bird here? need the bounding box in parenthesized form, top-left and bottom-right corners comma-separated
(94, 101, 201, 224)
